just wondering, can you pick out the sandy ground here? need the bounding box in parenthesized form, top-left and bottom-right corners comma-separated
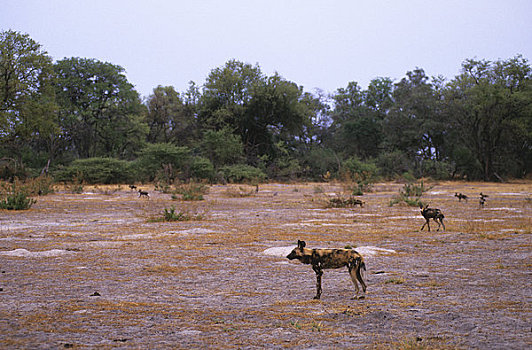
(0, 181, 531, 349)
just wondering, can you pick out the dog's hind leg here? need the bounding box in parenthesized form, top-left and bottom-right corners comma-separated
(312, 264, 323, 300)
(349, 259, 367, 299)
(433, 218, 441, 231)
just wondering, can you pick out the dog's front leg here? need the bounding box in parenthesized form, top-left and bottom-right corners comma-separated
(312, 263, 323, 299)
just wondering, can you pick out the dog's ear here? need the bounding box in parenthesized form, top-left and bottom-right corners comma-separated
(298, 240, 306, 249)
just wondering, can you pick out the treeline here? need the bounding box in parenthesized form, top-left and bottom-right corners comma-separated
(1, 30, 531, 184)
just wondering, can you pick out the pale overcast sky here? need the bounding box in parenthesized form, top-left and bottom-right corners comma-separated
(2, 0, 531, 98)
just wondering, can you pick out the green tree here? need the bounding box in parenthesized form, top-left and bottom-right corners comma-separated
(445, 56, 532, 180)
(329, 79, 389, 159)
(0, 30, 58, 168)
(199, 60, 318, 170)
(146, 85, 195, 145)
(54, 57, 147, 159)
(201, 127, 244, 168)
(134, 143, 191, 182)
(199, 59, 263, 132)
(383, 68, 446, 171)
(244, 74, 312, 159)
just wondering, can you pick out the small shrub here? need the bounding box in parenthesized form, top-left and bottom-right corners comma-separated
(223, 186, 255, 198)
(385, 277, 406, 285)
(25, 175, 54, 196)
(0, 180, 36, 210)
(164, 207, 190, 221)
(65, 173, 84, 194)
(389, 180, 431, 207)
(148, 206, 203, 222)
(342, 157, 378, 195)
(154, 182, 172, 194)
(401, 180, 432, 197)
(313, 185, 324, 194)
(173, 183, 208, 201)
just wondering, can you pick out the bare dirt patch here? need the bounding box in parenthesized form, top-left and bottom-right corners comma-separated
(1, 181, 531, 349)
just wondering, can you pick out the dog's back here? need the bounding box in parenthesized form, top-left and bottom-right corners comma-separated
(286, 240, 366, 299)
(309, 248, 363, 269)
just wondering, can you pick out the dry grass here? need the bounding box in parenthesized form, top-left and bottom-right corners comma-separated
(1, 180, 530, 349)
(377, 335, 463, 350)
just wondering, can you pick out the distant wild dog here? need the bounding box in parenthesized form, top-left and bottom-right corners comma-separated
(455, 192, 468, 202)
(129, 185, 137, 191)
(138, 189, 149, 199)
(479, 192, 488, 208)
(328, 197, 364, 208)
(286, 240, 366, 300)
(350, 198, 364, 207)
(420, 204, 445, 231)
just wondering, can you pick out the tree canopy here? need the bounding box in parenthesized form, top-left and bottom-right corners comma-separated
(1, 30, 530, 182)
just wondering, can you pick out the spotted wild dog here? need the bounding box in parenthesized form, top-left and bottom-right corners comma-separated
(420, 204, 445, 231)
(138, 189, 150, 199)
(479, 192, 488, 208)
(454, 192, 468, 202)
(349, 198, 364, 207)
(286, 240, 367, 300)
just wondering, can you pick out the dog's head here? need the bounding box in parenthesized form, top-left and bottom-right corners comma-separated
(286, 240, 306, 260)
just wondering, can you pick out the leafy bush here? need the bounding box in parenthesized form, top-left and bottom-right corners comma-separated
(190, 157, 215, 181)
(269, 157, 301, 180)
(24, 175, 54, 196)
(173, 183, 208, 201)
(163, 207, 191, 221)
(219, 164, 267, 183)
(134, 143, 191, 182)
(0, 156, 31, 181)
(223, 186, 256, 198)
(376, 151, 412, 179)
(201, 128, 244, 167)
(389, 180, 432, 207)
(341, 157, 378, 195)
(55, 158, 133, 184)
(148, 206, 204, 222)
(451, 146, 483, 180)
(0, 180, 36, 210)
(300, 147, 340, 180)
(421, 159, 453, 180)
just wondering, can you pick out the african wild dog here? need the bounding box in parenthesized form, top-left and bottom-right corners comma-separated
(350, 198, 364, 207)
(286, 240, 366, 300)
(138, 189, 149, 199)
(479, 192, 488, 208)
(129, 185, 137, 191)
(420, 204, 445, 231)
(454, 192, 468, 202)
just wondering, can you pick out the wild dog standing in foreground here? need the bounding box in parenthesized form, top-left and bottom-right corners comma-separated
(286, 240, 366, 300)
(420, 204, 445, 231)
